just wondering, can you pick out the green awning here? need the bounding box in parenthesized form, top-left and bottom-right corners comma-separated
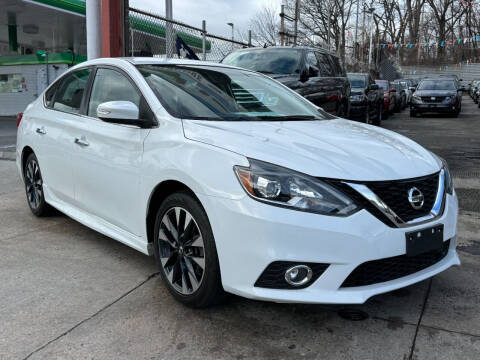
(0, 52, 87, 66)
(30, 0, 211, 50)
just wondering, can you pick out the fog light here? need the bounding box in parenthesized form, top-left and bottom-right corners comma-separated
(285, 265, 312, 286)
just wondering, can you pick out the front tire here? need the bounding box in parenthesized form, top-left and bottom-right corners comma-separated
(373, 103, 382, 126)
(153, 191, 226, 308)
(23, 153, 52, 217)
(410, 109, 417, 117)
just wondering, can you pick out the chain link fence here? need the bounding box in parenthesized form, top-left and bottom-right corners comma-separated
(127, 8, 251, 62)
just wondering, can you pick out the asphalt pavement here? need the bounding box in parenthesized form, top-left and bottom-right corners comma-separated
(0, 98, 479, 359)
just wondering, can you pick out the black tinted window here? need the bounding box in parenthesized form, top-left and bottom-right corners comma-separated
(314, 52, 335, 76)
(53, 69, 91, 114)
(222, 49, 302, 75)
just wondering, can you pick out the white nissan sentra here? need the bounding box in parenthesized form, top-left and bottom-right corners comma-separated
(16, 58, 460, 307)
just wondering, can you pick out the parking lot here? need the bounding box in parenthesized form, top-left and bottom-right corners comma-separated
(0, 98, 479, 360)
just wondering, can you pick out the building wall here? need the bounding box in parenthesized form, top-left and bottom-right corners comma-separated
(0, 64, 67, 116)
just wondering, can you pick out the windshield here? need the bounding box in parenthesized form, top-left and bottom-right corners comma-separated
(417, 80, 456, 90)
(137, 64, 327, 121)
(375, 81, 388, 90)
(348, 76, 366, 88)
(221, 49, 302, 75)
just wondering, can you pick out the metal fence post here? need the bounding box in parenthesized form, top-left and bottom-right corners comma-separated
(248, 30, 252, 47)
(165, 0, 173, 58)
(202, 20, 206, 60)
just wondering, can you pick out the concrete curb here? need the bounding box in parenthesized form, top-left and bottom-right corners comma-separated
(0, 152, 16, 161)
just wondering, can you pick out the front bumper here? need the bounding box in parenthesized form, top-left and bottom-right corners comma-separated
(349, 103, 367, 120)
(199, 190, 459, 304)
(411, 102, 459, 113)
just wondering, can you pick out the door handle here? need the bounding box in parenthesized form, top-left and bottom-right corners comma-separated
(36, 127, 46, 135)
(74, 137, 89, 147)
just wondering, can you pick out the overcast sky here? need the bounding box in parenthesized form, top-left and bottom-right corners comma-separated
(131, 0, 281, 39)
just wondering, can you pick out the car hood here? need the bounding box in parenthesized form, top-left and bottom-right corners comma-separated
(182, 119, 441, 181)
(351, 87, 366, 95)
(414, 90, 457, 97)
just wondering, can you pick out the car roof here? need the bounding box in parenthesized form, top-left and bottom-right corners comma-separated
(228, 45, 338, 56)
(67, 56, 251, 72)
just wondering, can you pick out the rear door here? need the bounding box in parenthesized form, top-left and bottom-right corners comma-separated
(71, 66, 153, 236)
(34, 68, 91, 204)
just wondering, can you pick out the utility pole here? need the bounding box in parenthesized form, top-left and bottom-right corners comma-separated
(354, 0, 360, 59)
(165, 0, 173, 58)
(293, 0, 299, 46)
(368, 8, 375, 67)
(361, 0, 366, 62)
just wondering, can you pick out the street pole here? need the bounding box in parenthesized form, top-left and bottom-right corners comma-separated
(248, 30, 252, 47)
(293, 0, 299, 46)
(227, 23, 234, 51)
(165, 0, 173, 58)
(280, 4, 285, 46)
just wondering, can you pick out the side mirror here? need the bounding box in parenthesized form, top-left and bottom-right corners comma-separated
(390, 88, 396, 93)
(97, 101, 150, 128)
(300, 68, 310, 82)
(369, 84, 379, 91)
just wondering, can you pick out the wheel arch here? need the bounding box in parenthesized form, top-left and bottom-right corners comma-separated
(145, 179, 203, 249)
(20, 146, 35, 178)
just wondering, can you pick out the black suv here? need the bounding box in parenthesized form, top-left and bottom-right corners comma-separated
(347, 73, 382, 125)
(410, 78, 462, 117)
(221, 46, 351, 117)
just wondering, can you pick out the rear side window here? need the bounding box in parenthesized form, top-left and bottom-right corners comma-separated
(314, 52, 335, 77)
(329, 55, 346, 77)
(53, 69, 91, 114)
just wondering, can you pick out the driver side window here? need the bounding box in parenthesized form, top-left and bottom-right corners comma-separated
(87, 68, 153, 121)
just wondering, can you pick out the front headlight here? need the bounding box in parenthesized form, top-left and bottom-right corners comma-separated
(234, 159, 358, 216)
(350, 94, 366, 102)
(412, 95, 422, 103)
(441, 158, 454, 194)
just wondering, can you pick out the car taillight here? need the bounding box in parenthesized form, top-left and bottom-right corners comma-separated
(16, 112, 23, 128)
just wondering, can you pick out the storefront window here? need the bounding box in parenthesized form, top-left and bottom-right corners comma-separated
(0, 74, 27, 93)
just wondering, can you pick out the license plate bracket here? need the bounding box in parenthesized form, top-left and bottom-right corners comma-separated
(406, 225, 444, 257)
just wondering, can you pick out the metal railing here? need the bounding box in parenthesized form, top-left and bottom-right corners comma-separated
(127, 7, 251, 62)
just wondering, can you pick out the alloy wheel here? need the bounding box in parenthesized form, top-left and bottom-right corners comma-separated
(158, 207, 205, 295)
(25, 159, 43, 210)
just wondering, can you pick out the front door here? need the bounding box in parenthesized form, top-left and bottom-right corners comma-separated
(71, 67, 153, 236)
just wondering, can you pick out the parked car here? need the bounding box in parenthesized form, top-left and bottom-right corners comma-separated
(396, 80, 412, 106)
(471, 80, 480, 103)
(410, 78, 462, 117)
(347, 72, 382, 125)
(221, 46, 351, 118)
(469, 80, 479, 99)
(392, 82, 406, 111)
(17, 57, 459, 307)
(375, 80, 396, 117)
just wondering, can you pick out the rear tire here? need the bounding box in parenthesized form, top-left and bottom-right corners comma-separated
(153, 191, 226, 308)
(410, 109, 417, 118)
(23, 153, 52, 217)
(372, 104, 382, 126)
